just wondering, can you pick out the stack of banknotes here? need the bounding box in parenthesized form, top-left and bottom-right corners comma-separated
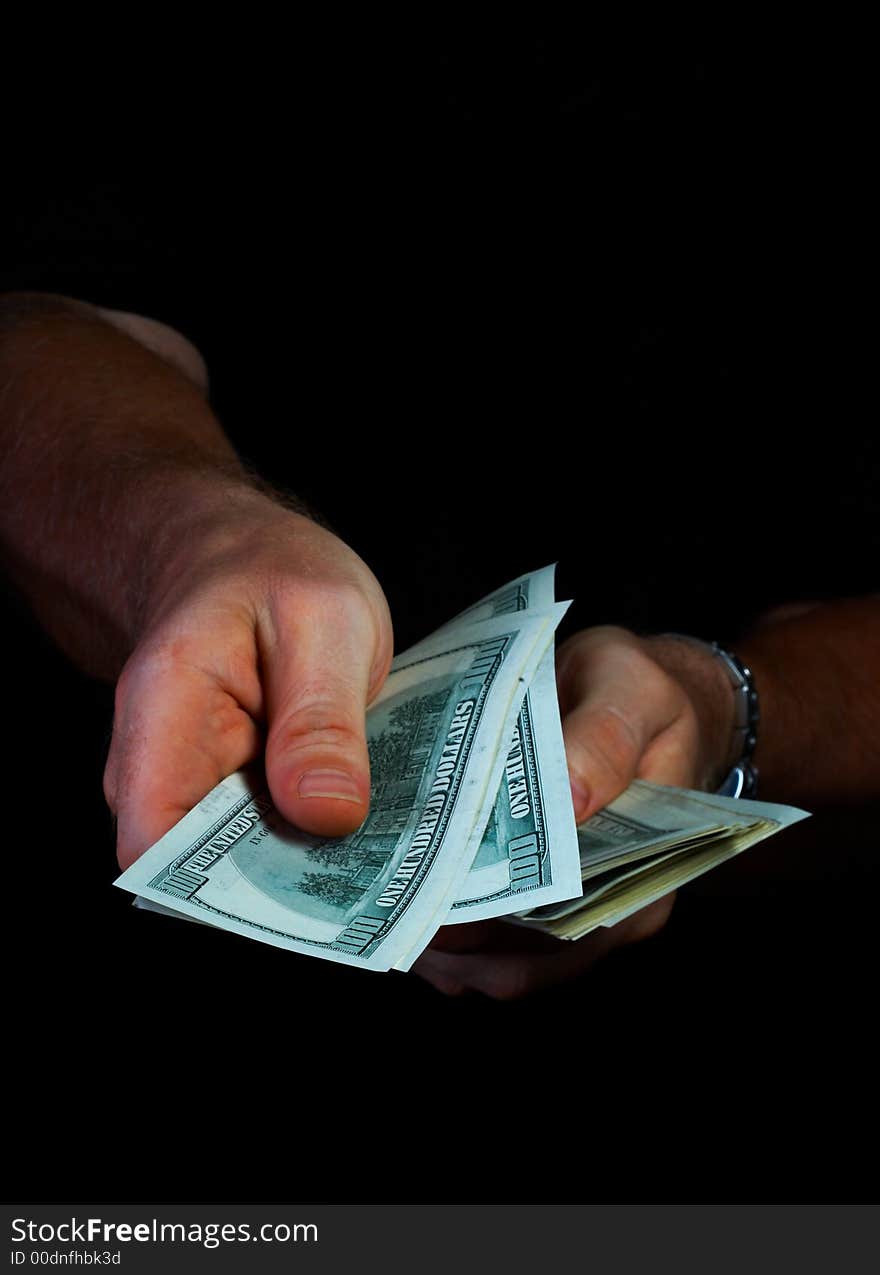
(116, 566, 808, 971)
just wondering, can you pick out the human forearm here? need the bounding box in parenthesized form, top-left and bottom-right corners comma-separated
(0, 292, 394, 851)
(738, 595, 880, 806)
(0, 291, 271, 677)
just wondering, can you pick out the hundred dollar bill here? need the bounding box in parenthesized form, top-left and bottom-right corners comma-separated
(420, 565, 583, 922)
(429, 563, 559, 634)
(515, 780, 809, 940)
(116, 606, 566, 971)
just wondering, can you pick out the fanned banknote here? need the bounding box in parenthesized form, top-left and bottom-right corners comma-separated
(116, 565, 809, 971)
(431, 565, 582, 922)
(116, 604, 567, 971)
(513, 781, 809, 940)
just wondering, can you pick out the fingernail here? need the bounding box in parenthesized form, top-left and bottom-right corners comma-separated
(569, 771, 590, 819)
(297, 769, 363, 803)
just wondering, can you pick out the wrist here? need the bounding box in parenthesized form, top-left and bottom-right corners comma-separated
(126, 474, 294, 644)
(132, 476, 383, 656)
(643, 633, 738, 790)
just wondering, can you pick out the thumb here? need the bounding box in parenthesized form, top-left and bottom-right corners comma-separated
(557, 628, 683, 823)
(263, 587, 390, 837)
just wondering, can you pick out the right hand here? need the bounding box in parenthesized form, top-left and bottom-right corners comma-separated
(104, 496, 393, 868)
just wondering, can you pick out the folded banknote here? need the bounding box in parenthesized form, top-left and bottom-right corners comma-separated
(115, 566, 808, 970)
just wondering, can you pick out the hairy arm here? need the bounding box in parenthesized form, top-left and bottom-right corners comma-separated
(554, 598, 880, 827)
(418, 600, 880, 999)
(0, 291, 256, 676)
(0, 291, 393, 858)
(737, 595, 880, 806)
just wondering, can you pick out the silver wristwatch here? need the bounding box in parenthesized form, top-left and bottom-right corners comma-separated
(661, 635, 760, 799)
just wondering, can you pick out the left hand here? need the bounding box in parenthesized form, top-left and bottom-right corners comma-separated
(413, 625, 735, 998)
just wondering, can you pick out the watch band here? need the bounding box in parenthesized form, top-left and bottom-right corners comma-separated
(660, 635, 760, 799)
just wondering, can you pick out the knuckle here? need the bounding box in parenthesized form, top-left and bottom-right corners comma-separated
(270, 701, 363, 758)
(575, 703, 642, 783)
(102, 760, 118, 812)
(113, 658, 139, 712)
(639, 706, 702, 788)
(558, 625, 637, 665)
(571, 624, 635, 649)
(676, 697, 699, 740)
(116, 636, 195, 699)
(268, 574, 391, 672)
(620, 645, 679, 700)
(674, 711, 702, 779)
(272, 574, 369, 628)
(594, 702, 641, 760)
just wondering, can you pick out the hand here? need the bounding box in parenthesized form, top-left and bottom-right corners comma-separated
(557, 626, 736, 821)
(413, 897, 676, 999)
(104, 496, 393, 868)
(414, 625, 735, 998)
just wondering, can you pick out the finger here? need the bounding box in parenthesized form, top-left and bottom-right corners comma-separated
(416, 966, 469, 996)
(413, 935, 609, 999)
(557, 629, 684, 821)
(413, 895, 676, 999)
(426, 921, 499, 953)
(263, 585, 390, 838)
(428, 920, 569, 956)
(106, 660, 262, 869)
(636, 716, 700, 788)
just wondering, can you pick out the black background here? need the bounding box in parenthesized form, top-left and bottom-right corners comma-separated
(2, 42, 877, 1203)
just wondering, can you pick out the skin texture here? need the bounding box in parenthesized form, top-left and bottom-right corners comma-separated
(415, 629, 733, 998)
(1, 291, 878, 997)
(416, 600, 880, 997)
(0, 293, 393, 864)
(103, 507, 393, 867)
